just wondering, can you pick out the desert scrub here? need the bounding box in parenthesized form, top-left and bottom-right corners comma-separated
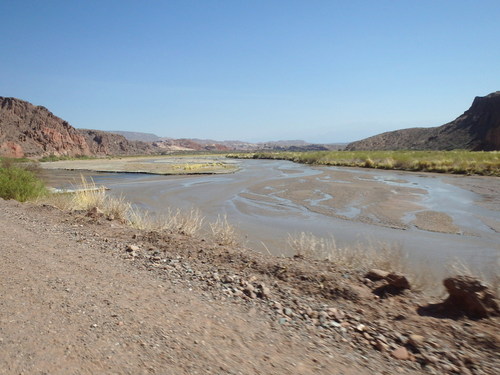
(210, 214, 237, 246)
(287, 232, 405, 271)
(228, 150, 500, 176)
(39, 154, 95, 162)
(0, 159, 48, 202)
(128, 207, 205, 236)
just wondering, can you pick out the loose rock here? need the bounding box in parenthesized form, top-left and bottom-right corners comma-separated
(366, 269, 390, 281)
(408, 334, 425, 348)
(391, 346, 410, 360)
(127, 244, 140, 253)
(386, 273, 411, 290)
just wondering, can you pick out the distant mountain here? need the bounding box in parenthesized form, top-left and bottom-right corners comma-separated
(346, 92, 500, 151)
(151, 138, 345, 152)
(112, 131, 346, 152)
(0, 97, 156, 157)
(109, 130, 162, 142)
(0, 96, 346, 158)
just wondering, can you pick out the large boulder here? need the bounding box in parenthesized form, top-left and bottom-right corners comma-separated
(443, 276, 499, 319)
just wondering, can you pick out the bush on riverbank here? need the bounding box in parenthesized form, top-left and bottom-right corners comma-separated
(228, 150, 500, 176)
(0, 159, 48, 202)
(39, 154, 96, 162)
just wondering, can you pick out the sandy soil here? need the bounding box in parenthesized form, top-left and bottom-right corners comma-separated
(244, 168, 442, 232)
(1, 199, 499, 374)
(40, 156, 239, 175)
(412, 211, 461, 234)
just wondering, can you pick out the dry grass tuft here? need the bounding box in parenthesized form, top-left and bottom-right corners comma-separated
(69, 177, 131, 221)
(287, 232, 405, 271)
(161, 208, 204, 236)
(38, 193, 75, 211)
(210, 214, 237, 246)
(71, 176, 107, 210)
(127, 206, 153, 230)
(128, 207, 205, 236)
(42, 175, 206, 236)
(288, 232, 441, 293)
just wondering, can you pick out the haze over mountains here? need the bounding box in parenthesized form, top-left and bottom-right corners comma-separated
(111, 131, 342, 152)
(1, 92, 499, 158)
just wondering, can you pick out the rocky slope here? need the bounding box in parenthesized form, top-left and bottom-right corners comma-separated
(0, 97, 91, 158)
(0, 97, 157, 158)
(79, 129, 154, 156)
(347, 92, 500, 151)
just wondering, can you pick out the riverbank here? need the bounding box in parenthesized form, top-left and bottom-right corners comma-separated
(1, 197, 498, 374)
(228, 150, 500, 176)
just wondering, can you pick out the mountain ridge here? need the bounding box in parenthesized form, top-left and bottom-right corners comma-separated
(346, 92, 500, 151)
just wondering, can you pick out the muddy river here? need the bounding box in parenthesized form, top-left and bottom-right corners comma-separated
(43, 159, 499, 279)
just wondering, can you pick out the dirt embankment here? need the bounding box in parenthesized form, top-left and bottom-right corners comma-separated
(0, 199, 498, 374)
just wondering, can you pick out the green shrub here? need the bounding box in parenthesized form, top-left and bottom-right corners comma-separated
(39, 154, 95, 162)
(0, 164, 48, 202)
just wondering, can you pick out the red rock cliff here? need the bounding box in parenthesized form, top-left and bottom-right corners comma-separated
(0, 97, 156, 157)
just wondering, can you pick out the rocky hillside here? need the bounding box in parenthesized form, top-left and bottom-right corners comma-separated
(109, 130, 162, 142)
(347, 92, 500, 151)
(0, 97, 156, 158)
(79, 129, 154, 156)
(0, 97, 92, 158)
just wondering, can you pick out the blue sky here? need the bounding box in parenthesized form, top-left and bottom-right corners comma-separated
(1, 1, 499, 143)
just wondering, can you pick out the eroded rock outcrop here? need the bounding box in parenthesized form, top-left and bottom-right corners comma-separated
(79, 129, 154, 156)
(0, 97, 157, 157)
(0, 97, 91, 157)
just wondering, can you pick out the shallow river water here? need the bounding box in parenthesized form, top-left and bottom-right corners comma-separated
(44, 159, 499, 279)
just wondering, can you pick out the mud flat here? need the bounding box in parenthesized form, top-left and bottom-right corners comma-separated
(42, 159, 500, 280)
(40, 155, 239, 175)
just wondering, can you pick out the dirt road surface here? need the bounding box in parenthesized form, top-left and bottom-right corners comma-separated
(0, 199, 370, 375)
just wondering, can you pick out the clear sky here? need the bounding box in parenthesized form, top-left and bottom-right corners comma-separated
(1, 1, 499, 143)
